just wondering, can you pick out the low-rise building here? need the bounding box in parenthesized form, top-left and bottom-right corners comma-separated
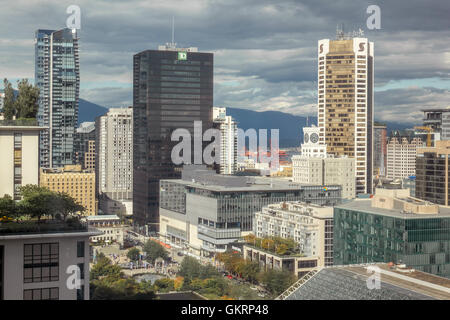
(254, 201, 334, 267)
(40, 165, 97, 215)
(243, 245, 319, 278)
(159, 165, 342, 257)
(334, 186, 450, 278)
(85, 215, 125, 246)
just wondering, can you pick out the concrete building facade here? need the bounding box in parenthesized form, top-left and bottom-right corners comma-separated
(0, 227, 98, 300)
(213, 107, 237, 175)
(386, 133, 423, 180)
(253, 201, 334, 267)
(292, 155, 356, 199)
(0, 124, 44, 200)
(96, 107, 133, 216)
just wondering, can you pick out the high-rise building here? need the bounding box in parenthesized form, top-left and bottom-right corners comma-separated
(334, 186, 450, 278)
(40, 165, 96, 215)
(0, 123, 44, 200)
(317, 33, 374, 195)
(74, 122, 95, 169)
(35, 28, 80, 168)
(96, 107, 133, 215)
(133, 45, 213, 232)
(213, 107, 237, 175)
(373, 123, 387, 176)
(422, 107, 450, 141)
(416, 140, 450, 206)
(386, 132, 423, 180)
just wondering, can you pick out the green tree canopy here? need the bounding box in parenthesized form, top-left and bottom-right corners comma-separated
(127, 247, 141, 262)
(2, 78, 39, 120)
(142, 240, 169, 263)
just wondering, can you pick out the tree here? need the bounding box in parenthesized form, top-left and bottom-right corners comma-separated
(154, 278, 175, 292)
(143, 240, 169, 263)
(259, 269, 296, 296)
(0, 195, 18, 221)
(53, 192, 85, 220)
(15, 79, 39, 119)
(2, 78, 16, 120)
(19, 185, 58, 222)
(90, 255, 123, 281)
(127, 247, 141, 262)
(178, 256, 202, 281)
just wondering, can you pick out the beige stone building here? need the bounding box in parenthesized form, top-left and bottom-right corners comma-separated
(292, 155, 355, 199)
(0, 124, 44, 200)
(317, 35, 374, 195)
(40, 165, 97, 215)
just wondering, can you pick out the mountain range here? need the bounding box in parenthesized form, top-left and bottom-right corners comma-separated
(78, 99, 417, 148)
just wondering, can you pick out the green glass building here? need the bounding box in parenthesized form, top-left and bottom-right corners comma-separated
(334, 199, 450, 278)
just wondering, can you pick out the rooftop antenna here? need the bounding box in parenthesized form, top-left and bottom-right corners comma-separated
(166, 16, 176, 49)
(172, 16, 175, 45)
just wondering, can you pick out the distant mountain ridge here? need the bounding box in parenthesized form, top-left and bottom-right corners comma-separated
(78, 99, 416, 147)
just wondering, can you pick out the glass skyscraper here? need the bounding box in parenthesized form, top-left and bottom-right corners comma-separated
(133, 45, 213, 232)
(35, 28, 80, 168)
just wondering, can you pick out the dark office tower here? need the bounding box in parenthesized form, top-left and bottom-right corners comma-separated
(133, 45, 213, 233)
(35, 28, 80, 168)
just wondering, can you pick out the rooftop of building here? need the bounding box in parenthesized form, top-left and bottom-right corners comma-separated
(85, 215, 120, 221)
(0, 118, 45, 130)
(262, 201, 334, 219)
(282, 263, 450, 300)
(336, 197, 450, 219)
(163, 166, 341, 192)
(40, 164, 94, 174)
(422, 107, 450, 113)
(0, 219, 97, 238)
(76, 121, 95, 133)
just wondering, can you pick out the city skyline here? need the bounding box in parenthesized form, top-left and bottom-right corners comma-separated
(0, 0, 448, 124)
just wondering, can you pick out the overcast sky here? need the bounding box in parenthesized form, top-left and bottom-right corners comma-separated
(0, 0, 449, 123)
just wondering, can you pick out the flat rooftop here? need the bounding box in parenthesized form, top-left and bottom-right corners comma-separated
(162, 177, 340, 193)
(336, 199, 450, 219)
(284, 263, 450, 300)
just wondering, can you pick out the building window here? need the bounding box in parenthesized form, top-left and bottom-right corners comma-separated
(77, 285, 85, 300)
(77, 263, 85, 280)
(77, 241, 85, 258)
(23, 287, 58, 300)
(23, 243, 59, 283)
